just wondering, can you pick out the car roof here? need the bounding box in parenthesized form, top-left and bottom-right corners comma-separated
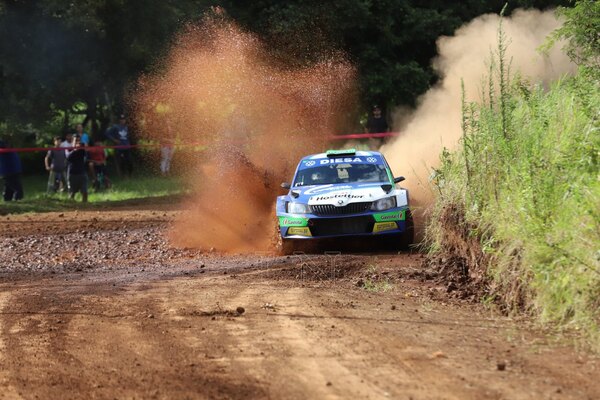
(301, 150, 383, 161)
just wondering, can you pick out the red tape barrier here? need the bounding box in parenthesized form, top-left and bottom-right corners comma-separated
(0, 131, 399, 153)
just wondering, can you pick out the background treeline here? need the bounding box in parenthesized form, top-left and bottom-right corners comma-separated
(0, 0, 568, 144)
(426, 1, 599, 347)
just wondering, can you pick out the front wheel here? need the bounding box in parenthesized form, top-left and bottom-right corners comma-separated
(278, 239, 296, 255)
(275, 233, 315, 255)
(274, 224, 297, 255)
(399, 209, 414, 250)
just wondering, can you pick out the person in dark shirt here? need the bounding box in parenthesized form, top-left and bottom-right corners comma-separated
(105, 114, 133, 177)
(0, 139, 24, 201)
(45, 136, 67, 193)
(66, 135, 88, 202)
(365, 105, 389, 134)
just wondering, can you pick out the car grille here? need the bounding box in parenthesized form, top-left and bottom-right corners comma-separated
(311, 202, 373, 216)
(310, 216, 374, 236)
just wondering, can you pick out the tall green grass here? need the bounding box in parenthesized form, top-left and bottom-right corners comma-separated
(427, 28, 600, 346)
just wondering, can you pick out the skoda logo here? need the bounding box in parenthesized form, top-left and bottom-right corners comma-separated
(337, 200, 344, 205)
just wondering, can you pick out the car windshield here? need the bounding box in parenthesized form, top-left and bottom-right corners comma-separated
(293, 163, 389, 186)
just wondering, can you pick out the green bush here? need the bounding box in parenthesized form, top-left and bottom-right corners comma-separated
(427, 28, 600, 347)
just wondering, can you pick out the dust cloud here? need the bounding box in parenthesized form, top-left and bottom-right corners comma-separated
(133, 9, 356, 252)
(381, 9, 575, 237)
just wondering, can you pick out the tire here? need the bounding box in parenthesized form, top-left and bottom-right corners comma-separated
(278, 239, 296, 255)
(398, 209, 414, 250)
(274, 224, 297, 255)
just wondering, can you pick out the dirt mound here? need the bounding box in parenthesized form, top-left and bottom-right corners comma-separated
(422, 204, 489, 302)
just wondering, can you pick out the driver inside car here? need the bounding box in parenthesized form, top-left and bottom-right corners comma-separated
(311, 171, 327, 184)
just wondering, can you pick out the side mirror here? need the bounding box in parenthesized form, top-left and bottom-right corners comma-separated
(394, 176, 405, 183)
(281, 182, 291, 189)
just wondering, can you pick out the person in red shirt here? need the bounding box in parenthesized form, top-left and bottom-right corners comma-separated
(87, 139, 111, 190)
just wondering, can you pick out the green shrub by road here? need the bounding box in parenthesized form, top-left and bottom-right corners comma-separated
(427, 1, 599, 347)
(427, 49, 599, 346)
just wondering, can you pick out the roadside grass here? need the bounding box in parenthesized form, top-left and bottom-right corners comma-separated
(362, 264, 394, 293)
(426, 27, 600, 348)
(0, 173, 188, 214)
(363, 279, 393, 293)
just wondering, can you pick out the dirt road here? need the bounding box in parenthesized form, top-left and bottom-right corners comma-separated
(0, 210, 598, 399)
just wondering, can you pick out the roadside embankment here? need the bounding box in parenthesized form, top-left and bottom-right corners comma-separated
(425, 62, 599, 348)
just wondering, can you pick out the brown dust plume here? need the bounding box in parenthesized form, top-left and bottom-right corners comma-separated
(133, 11, 356, 252)
(381, 9, 575, 237)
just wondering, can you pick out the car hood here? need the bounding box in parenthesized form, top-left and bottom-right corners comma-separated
(290, 183, 392, 207)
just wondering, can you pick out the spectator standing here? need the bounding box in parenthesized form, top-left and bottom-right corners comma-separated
(105, 114, 133, 177)
(76, 123, 90, 145)
(365, 105, 389, 134)
(66, 135, 88, 202)
(87, 139, 111, 190)
(0, 139, 24, 201)
(160, 139, 174, 176)
(60, 131, 73, 148)
(45, 136, 67, 193)
(365, 105, 389, 149)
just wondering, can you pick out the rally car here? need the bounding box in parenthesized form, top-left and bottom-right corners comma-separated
(276, 149, 413, 253)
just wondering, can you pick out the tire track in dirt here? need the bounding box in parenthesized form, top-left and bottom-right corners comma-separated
(218, 279, 473, 400)
(1, 211, 599, 399)
(188, 281, 386, 399)
(0, 277, 266, 399)
(0, 292, 23, 399)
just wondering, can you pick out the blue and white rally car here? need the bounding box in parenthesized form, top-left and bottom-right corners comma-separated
(276, 149, 413, 253)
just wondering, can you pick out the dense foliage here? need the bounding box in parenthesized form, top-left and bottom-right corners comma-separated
(545, 0, 599, 71)
(427, 1, 599, 346)
(0, 0, 568, 142)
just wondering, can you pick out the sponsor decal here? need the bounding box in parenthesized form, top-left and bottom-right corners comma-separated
(312, 192, 364, 201)
(373, 222, 398, 233)
(287, 227, 312, 236)
(373, 210, 405, 222)
(367, 157, 377, 163)
(319, 157, 363, 164)
(279, 216, 309, 227)
(326, 148, 356, 156)
(303, 184, 351, 195)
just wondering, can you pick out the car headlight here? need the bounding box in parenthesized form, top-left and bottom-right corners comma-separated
(287, 202, 311, 214)
(371, 196, 396, 211)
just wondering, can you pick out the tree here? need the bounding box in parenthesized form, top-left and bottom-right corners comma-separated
(0, 0, 573, 140)
(0, 0, 212, 139)
(227, 0, 570, 109)
(546, 0, 600, 70)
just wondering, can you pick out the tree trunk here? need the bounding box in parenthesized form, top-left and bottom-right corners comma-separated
(63, 109, 70, 133)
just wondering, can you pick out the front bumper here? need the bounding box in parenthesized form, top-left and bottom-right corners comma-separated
(278, 207, 410, 239)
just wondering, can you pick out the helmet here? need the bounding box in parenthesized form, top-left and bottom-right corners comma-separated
(311, 171, 326, 183)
